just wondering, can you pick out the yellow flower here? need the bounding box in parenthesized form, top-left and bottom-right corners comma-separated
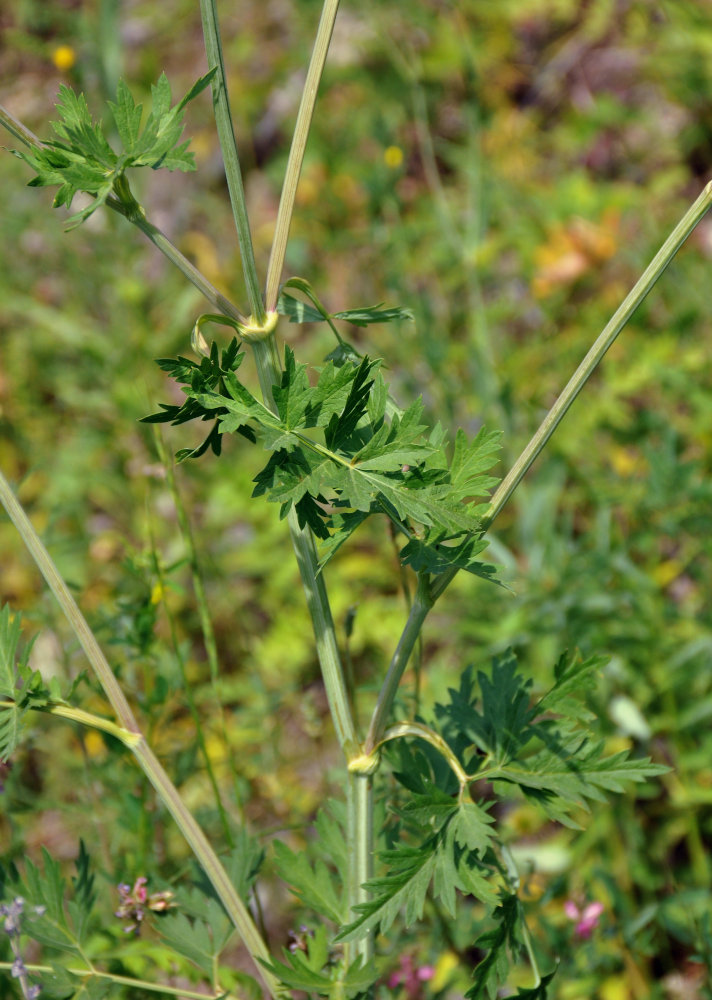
(52, 45, 76, 71)
(383, 144, 404, 169)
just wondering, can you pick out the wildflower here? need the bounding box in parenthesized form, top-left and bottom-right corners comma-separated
(1, 896, 42, 999)
(287, 925, 314, 953)
(115, 877, 175, 935)
(384, 145, 404, 169)
(564, 899, 604, 939)
(388, 954, 434, 997)
(51, 46, 76, 71)
(11, 955, 27, 978)
(1, 896, 25, 934)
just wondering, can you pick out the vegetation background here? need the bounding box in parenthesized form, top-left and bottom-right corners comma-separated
(1, 1, 711, 997)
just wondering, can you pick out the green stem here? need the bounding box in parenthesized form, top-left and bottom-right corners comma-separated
(0, 470, 138, 733)
(131, 739, 282, 997)
(430, 177, 712, 604)
(248, 329, 370, 969)
(0, 962, 232, 1000)
(147, 515, 235, 847)
(36, 702, 141, 746)
(264, 0, 341, 312)
(0, 104, 248, 327)
(347, 771, 373, 966)
(365, 574, 432, 753)
(287, 509, 358, 755)
(130, 213, 248, 323)
(0, 104, 43, 148)
(0, 472, 281, 998)
(198, 0, 264, 321)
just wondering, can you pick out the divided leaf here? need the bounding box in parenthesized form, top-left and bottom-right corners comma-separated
(19, 70, 215, 227)
(0, 605, 49, 762)
(151, 341, 502, 580)
(435, 650, 669, 827)
(266, 925, 378, 999)
(273, 840, 346, 924)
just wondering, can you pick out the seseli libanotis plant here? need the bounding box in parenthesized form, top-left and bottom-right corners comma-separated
(1, 2, 711, 999)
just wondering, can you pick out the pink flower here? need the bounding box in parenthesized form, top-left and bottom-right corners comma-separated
(115, 877, 175, 935)
(564, 899, 604, 939)
(387, 954, 434, 997)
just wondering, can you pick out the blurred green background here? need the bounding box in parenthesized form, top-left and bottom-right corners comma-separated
(1, 1, 712, 997)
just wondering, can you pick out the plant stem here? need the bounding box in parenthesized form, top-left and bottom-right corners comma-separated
(0, 963, 233, 1000)
(130, 213, 247, 322)
(0, 470, 138, 733)
(248, 330, 372, 966)
(430, 177, 712, 604)
(132, 738, 283, 997)
(147, 518, 235, 847)
(264, 0, 341, 311)
(287, 509, 358, 755)
(0, 472, 281, 998)
(198, 0, 265, 321)
(365, 573, 432, 753)
(347, 771, 373, 965)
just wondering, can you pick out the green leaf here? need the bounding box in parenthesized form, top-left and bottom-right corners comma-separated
(153, 342, 501, 571)
(273, 839, 346, 923)
(0, 606, 49, 761)
(107, 79, 143, 152)
(265, 924, 374, 996)
(336, 844, 438, 942)
(20, 71, 215, 228)
(158, 911, 216, 977)
(437, 654, 535, 765)
(451, 801, 497, 854)
(66, 840, 96, 945)
(466, 894, 523, 1000)
(42, 966, 111, 1000)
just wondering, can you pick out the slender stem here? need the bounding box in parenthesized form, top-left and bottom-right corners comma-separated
(0, 963, 233, 1000)
(0, 104, 43, 148)
(365, 574, 432, 753)
(36, 702, 142, 746)
(430, 177, 712, 604)
(287, 509, 358, 755)
(131, 739, 283, 998)
(131, 214, 247, 323)
(0, 470, 139, 733)
(147, 521, 235, 847)
(347, 771, 373, 965)
(0, 473, 281, 997)
(198, 0, 264, 321)
(264, 0, 341, 311)
(248, 330, 369, 969)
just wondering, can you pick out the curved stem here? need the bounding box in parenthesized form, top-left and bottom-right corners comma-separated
(198, 0, 264, 321)
(0, 470, 139, 733)
(264, 0, 341, 311)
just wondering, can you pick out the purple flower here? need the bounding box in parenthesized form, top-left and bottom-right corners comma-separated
(1, 897, 25, 935)
(11, 955, 27, 978)
(564, 899, 604, 939)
